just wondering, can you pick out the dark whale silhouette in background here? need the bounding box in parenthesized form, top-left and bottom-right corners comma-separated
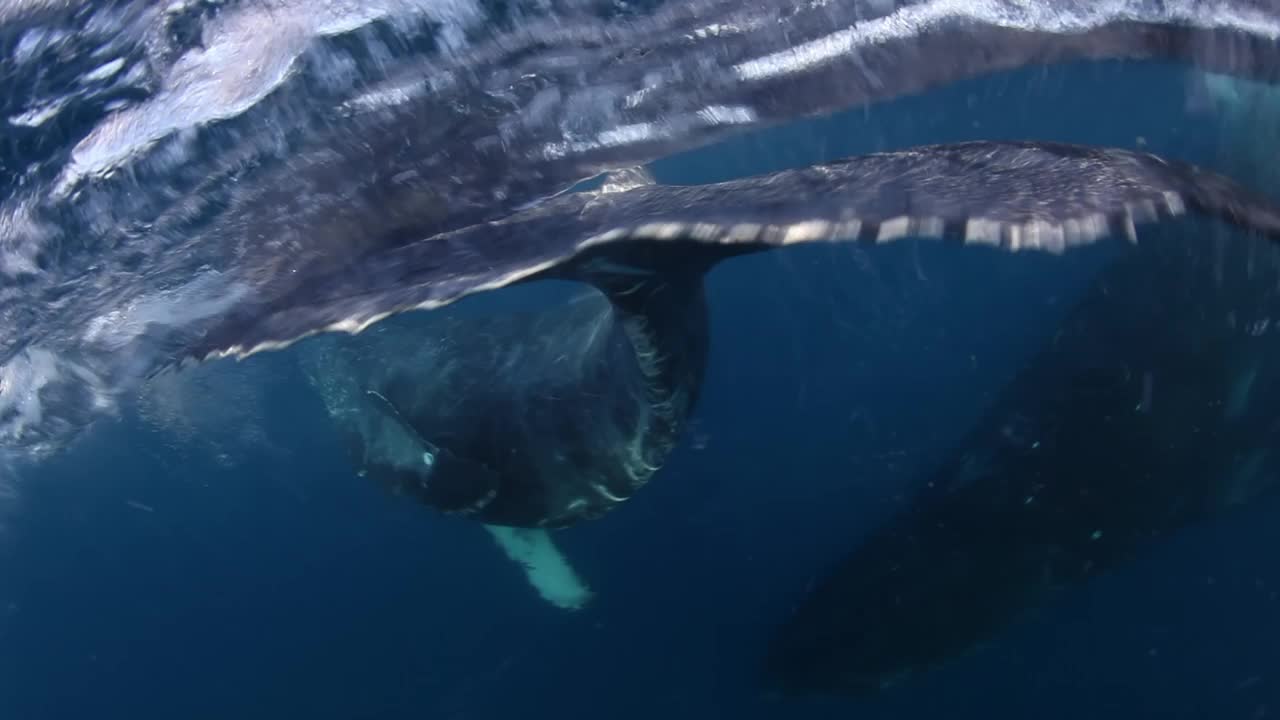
(761, 175, 1280, 696)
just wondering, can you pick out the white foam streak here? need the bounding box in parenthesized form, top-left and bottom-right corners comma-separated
(83, 273, 249, 350)
(53, 0, 485, 196)
(0, 347, 114, 452)
(541, 104, 758, 159)
(734, 0, 1280, 81)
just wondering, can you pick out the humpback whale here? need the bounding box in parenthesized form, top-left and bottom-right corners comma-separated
(761, 201, 1280, 696)
(277, 140, 1280, 609)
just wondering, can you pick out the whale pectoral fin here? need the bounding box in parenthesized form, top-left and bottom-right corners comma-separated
(483, 524, 594, 612)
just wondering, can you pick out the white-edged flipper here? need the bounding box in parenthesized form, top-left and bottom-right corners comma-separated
(483, 524, 594, 611)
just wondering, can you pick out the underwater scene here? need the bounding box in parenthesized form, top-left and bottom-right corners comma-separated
(2, 1, 1280, 718)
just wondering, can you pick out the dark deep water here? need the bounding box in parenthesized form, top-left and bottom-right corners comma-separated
(3, 62, 1280, 719)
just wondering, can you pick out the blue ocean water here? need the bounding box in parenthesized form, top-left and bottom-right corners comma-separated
(1, 59, 1279, 720)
